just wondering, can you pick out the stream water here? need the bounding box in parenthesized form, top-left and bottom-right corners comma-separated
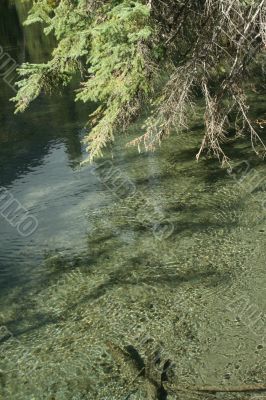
(0, 2, 265, 400)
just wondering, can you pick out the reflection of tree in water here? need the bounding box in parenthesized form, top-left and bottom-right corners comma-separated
(0, 87, 88, 186)
(6, 0, 55, 63)
(0, 1, 92, 186)
(0, 0, 23, 50)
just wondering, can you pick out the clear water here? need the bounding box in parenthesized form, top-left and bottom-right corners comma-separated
(0, 2, 265, 399)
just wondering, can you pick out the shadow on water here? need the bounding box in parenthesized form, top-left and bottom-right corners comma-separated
(0, 250, 231, 340)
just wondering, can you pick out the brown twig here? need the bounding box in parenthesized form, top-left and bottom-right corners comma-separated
(165, 382, 266, 393)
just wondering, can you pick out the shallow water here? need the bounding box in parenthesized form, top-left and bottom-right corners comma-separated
(0, 2, 265, 400)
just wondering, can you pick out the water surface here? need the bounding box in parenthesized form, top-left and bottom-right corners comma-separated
(0, 3, 265, 399)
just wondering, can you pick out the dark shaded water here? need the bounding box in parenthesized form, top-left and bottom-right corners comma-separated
(0, 1, 107, 289)
(0, 2, 265, 399)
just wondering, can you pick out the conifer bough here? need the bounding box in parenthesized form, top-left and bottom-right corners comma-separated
(13, 0, 266, 164)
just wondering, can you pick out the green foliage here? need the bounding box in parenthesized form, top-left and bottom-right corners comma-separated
(14, 63, 71, 112)
(13, 0, 160, 160)
(76, 1, 157, 159)
(12, 0, 266, 164)
(13, 0, 91, 112)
